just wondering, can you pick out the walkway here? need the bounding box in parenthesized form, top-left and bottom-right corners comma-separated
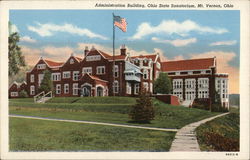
(9, 114, 178, 132)
(170, 112, 229, 152)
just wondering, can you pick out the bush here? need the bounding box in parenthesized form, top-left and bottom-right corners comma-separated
(201, 132, 239, 151)
(19, 90, 28, 98)
(129, 89, 155, 123)
(211, 103, 229, 112)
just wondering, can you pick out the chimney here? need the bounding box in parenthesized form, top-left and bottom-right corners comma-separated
(120, 44, 126, 56)
(84, 46, 89, 57)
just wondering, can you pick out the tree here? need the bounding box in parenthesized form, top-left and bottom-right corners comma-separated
(19, 90, 28, 98)
(153, 72, 172, 94)
(129, 89, 155, 123)
(38, 70, 53, 93)
(9, 23, 25, 76)
(211, 91, 228, 112)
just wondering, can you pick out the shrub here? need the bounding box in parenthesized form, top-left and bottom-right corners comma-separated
(129, 89, 155, 123)
(19, 90, 28, 98)
(202, 132, 239, 151)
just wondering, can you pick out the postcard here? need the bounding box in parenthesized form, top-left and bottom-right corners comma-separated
(0, 0, 249, 159)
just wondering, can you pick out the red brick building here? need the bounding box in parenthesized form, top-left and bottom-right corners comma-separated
(9, 45, 229, 108)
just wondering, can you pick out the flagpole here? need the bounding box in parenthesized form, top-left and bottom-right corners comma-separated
(112, 13, 115, 96)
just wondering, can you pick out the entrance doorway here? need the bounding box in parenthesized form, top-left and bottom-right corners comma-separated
(97, 86, 103, 96)
(82, 86, 91, 97)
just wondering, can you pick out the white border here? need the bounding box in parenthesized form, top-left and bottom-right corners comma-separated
(0, 0, 249, 160)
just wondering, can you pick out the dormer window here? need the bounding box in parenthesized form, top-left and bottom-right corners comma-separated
(37, 64, 46, 69)
(70, 59, 74, 64)
(144, 59, 148, 63)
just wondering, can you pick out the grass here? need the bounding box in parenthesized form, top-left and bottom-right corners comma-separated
(9, 97, 222, 151)
(9, 97, 219, 129)
(196, 108, 239, 151)
(9, 117, 176, 151)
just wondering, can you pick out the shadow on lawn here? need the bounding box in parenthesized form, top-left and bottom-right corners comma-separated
(127, 120, 152, 124)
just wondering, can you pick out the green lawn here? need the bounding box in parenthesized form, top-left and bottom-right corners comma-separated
(10, 117, 175, 151)
(196, 108, 239, 151)
(9, 97, 219, 129)
(9, 97, 221, 151)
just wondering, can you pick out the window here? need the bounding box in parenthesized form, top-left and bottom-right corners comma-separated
(70, 58, 74, 64)
(113, 81, 119, 93)
(114, 65, 119, 77)
(56, 84, 61, 94)
(156, 62, 161, 69)
(97, 66, 105, 75)
(30, 74, 34, 83)
(37, 64, 46, 69)
(143, 69, 148, 79)
(52, 73, 61, 81)
(30, 85, 35, 95)
(126, 82, 131, 94)
(11, 92, 18, 96)
(64, 84, 69, 94)
(73, 71, 79, 81)
(86, 55, 101, 61)
(82, 67, 92, 75)
(143, 82, 149, 91)
(73, 83, 78, 95)
(134, 83, 140, 94)
(63, 71, 71, 79)
(38, 74, 44, 86)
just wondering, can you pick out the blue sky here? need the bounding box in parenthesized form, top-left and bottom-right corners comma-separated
(10, 10, 240, 93)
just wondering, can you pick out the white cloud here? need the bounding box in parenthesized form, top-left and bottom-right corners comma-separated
(152, 37, 197, 47)
(10, 24, 19, 33)
(209, 40, 237, 46)
(131, 20, 228, 40)
(27, 22, 108, 40)
(20, 36, 37, 43)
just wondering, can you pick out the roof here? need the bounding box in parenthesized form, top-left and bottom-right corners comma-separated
(98, 50, 126, 60)
(44, 59, 64, 67)
(89, 75, 108, 83)
(131, 54, 157, 61)
(75, 56, 83, 62)
(161, 58, 215, 72)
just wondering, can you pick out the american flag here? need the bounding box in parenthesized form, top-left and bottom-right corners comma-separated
(114, 15, 127, 32)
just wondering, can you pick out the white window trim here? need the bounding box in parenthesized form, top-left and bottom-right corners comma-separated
(52, 73, 61, 81)
(96, 66, 105, 75)
(30, 85, 35, 95)
(126, 82, 131, 94)
(82, 67, 92, 75)
(73, 83, 78, 95)
(30, 74, 34, 83)
(143, 69, 148, 80)
(73, 71, 79, 81)
(63, 71, 71, 79)
(56, 84, 61, 94)
(70, 58, 74, 64)
(37, 64, 46, 69)
(113, 81, 119, 93)
(114, 65, 119, 78)
(11, 92, 18, 96)
(134, 83, 140, 95)
(64, 84, 69, 94)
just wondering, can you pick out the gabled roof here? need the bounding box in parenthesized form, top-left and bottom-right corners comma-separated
(44, 59, 64, 67)
(161, 58, 215, 72)
(89, 75, 108, 83)
(131, 54, 157, 62)
(75, 56, 83, 62)
(80, 73, 108, 83)
(98, 50, 126, 60)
